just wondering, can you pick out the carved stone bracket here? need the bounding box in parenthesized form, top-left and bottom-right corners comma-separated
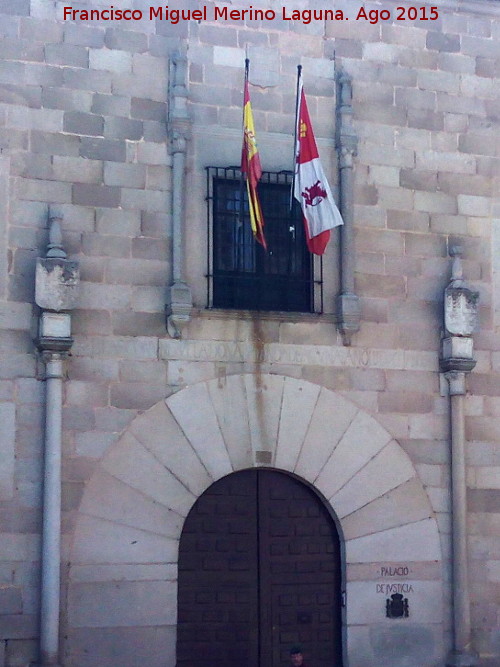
(166, 51, 193, 339)
(336, 70, 360, 346)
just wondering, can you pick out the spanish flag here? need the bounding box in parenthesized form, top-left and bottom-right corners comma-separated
(241, 67, 267, 250)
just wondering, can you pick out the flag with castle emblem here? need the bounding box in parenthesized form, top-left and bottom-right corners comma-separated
(294, 81, 343, 255)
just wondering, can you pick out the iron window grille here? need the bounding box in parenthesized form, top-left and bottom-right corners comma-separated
(206, 167, 323, 313)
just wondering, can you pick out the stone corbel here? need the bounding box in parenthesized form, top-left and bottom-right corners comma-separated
(335, 70, 360, 346)
(166, 51, 192, 339)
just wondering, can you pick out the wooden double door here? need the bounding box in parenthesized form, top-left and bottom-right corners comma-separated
(177, 469, 342, 666)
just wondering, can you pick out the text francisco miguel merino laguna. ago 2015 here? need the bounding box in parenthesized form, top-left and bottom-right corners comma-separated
(63, 5, 440, 25)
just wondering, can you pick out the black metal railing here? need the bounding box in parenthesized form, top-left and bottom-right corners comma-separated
(206, 167, 323, 313)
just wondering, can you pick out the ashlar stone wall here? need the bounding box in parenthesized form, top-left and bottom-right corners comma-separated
(0, 0, 498, 665)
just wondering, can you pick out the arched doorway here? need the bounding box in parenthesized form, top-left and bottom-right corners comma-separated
(177, 469, 342, 667)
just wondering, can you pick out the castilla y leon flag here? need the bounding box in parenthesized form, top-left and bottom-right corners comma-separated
(241, 72, 267, 250)
(294, 80, 343, 255)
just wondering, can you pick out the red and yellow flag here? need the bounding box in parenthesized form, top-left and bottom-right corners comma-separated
(241, 79, 267, 249)
(294, 80, 343, 255)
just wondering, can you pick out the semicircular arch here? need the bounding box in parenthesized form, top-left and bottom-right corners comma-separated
(66, 374, 441, 666)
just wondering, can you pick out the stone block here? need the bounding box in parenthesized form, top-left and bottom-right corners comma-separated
(0, 614, 37, 640)
(404, 233, 447, 258)
(118, 360, 166, 384)
(293, 388, 357, 481)
(64, 111, 104, 136)
(213, 45, 245, 68)
(0, 61, 25, 86)
(355, 228, 404, 255)
(74, 430, 116, 459)
(91, 92, 130, 117)
(76, 282, 132, 311)
(5, 638, 37, 666)
(130, 401, 212, 496)
(130, 97, 166, 121)
(107, 259, 168, 287)
(100, 432, 195, 515)
(0, 302, 31, 331)
(31, 129, 80, 156)
(358, 143, 415, 169)
(71, 515, 179, 570)
(0, 402, 14, 501)
(318, 408, 395, 498)
(111, 311, 164, 336)
(52, 156, 103, 184)
(120, 188, 167, 213)
(459, 132, 499, 157)
(342, 477, 433, 541)
(462, 34, 500, 58)
(64, 23, 104, 47)
(79, 137, 126, 162)
(63, 67, 112, 94)
(95, 208, 140, 236)
(14, 177, 71, 204)
(395, 87, 436, 111)
(168, 382, 232, 481)
(110, 383, 165, 410)
(62, 406, 96, 431)
(66, 626, 176, 667)
(400, 169, 437, 192)
(346, 517, 441, 563)
(408, 108, 444, 131)
(426, 31, 460, 52)
(355, 273, 405, 298)
(0, 0, 29, 15)
(387, 209, 429, 232)
(143, 120, 167, 143)
(7, 105, 62, 132)
(94, 406, 134, 431)
(332, 441, 415, 519)
(414, 190, 457, 214)
(104, 162, 145, 189)
(0, 88, 34, 117)
(66, 381, 109, 408)
(457, 194, 491, 217)
(89, 48, 132, 73)
(73, 184, 121, 208)
(417, 69, 460, 94)
(409, 413, 448, 439)
(45, 43, 88, 68)
(363, 42, 400, 64)
(104, 116, 143, 141)
(131, 237, 169, 261)
(136, 142, 169, 166)
(437, 91, 485, 116)
(104, 28, 148, 52)
(0, 37, 44, 62)
(82, 469, 182, 539)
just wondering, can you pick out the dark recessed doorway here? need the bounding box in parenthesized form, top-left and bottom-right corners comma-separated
(177, 469, 342, 666)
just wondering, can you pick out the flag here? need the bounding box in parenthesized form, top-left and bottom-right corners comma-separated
(241, 77, 267, 249)
(294, 81, 343, 255)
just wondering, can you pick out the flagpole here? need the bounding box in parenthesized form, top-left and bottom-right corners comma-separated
(237, 58, 250, 269)
(290, 64, 302, 212)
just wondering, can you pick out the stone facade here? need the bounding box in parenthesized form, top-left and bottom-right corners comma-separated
(0, 0, 498, 665)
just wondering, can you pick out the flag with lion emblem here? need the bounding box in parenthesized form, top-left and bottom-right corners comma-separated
(294, 81, 343, 255)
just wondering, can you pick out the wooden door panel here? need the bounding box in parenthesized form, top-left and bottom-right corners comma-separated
(177, 470, 259, 666)
(177, 470, 342, 667)
(258, 470, 341, 667)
